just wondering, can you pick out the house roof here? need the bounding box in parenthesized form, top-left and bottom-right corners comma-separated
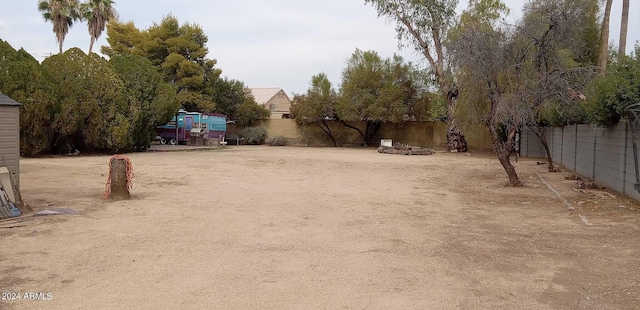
(0, 92, 21, 106)
(248, 88, 290, 105)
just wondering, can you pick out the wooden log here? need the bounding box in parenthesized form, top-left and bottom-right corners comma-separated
(377, 146, 434, 155)
(109, 158, 130, 200)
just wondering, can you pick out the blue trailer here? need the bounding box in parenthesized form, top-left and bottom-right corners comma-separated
(156, 110, 227, 145)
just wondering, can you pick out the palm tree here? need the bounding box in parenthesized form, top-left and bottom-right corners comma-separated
(597, 0, 613, 75)
(38, 0, 81, 54)
(618, 0, 629, 60)
(82, 0, 118, 54)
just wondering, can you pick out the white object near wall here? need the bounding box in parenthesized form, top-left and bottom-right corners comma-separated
(0, 167, 16, 202)
(381, 139, 393, 147)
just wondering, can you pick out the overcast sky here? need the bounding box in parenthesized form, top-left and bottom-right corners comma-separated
(1, 0, 637, 95)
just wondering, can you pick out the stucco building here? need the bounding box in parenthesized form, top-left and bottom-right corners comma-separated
(249, 88, 291, 119)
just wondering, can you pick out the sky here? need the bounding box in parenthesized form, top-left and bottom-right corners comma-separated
(1, 0, 638, 96)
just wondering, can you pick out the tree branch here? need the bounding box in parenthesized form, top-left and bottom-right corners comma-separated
(341, 120, 365, 138)
(393, 9, 437, 70)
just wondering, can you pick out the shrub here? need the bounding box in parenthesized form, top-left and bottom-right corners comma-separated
(267, 135, 287, 146)
(239, 127, 267, 145)
(584, 46, 640, 126)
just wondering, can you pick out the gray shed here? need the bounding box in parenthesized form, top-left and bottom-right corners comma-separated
(0, 92, 20, 193)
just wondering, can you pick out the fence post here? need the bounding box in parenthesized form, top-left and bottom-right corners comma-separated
(561, 127, 564, 164)
(549, 127, 553, 160)
(574, 125, 578, 173)
(623, 121, 629, 195)
(592, 126, 597, 181)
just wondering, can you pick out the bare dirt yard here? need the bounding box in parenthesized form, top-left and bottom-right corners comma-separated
(1, 146, 639, 309)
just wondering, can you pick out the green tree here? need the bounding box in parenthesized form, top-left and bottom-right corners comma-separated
(101, 15, 222, 112)
(81, 0, 118, 54)
(338, 49, 420, 146)
(40, 48, 129, 152)
(291, 73, 339, 146)
(0, 40, 51, 155)
(210, 77, 268, 126)
(404, 61, 437, 122)
(576, 0, 601, 66)
(100, 20, 143, 56)
(235, 94, 271, 128)
(109, 54, 179, 149)
(211, 77, 247, 118)
(0, 41, 42, 98)
(365, 0, 468, 152)
(38, 0, 81, 54)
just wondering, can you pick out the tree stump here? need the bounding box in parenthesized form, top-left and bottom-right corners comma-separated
(109, 158, 130, 200)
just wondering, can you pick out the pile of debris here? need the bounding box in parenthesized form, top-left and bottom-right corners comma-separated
(377, 145, 435, 155)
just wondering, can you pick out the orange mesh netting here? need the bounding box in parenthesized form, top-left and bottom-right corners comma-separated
(102, 155, 134, 199)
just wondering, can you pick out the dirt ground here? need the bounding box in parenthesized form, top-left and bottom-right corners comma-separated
(0, 146, 639, 309)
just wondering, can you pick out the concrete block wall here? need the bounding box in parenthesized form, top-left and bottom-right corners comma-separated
(593, 124, 627, 193)
(521, 121, 640, 201)
(254, 119, 492, 149)
(624, 134, 638, 196)
(562, 125, 577, 172)
(575, 125, 596, 179)
(520, 128, 546, 158)
(550, 127, 564, 164)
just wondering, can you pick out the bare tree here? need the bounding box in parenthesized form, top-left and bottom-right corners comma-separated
(512, 0, 598, 172)
(449, 14, 524, 186)
(365, 0, 468, 152)
(448, 0, 597, 186)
